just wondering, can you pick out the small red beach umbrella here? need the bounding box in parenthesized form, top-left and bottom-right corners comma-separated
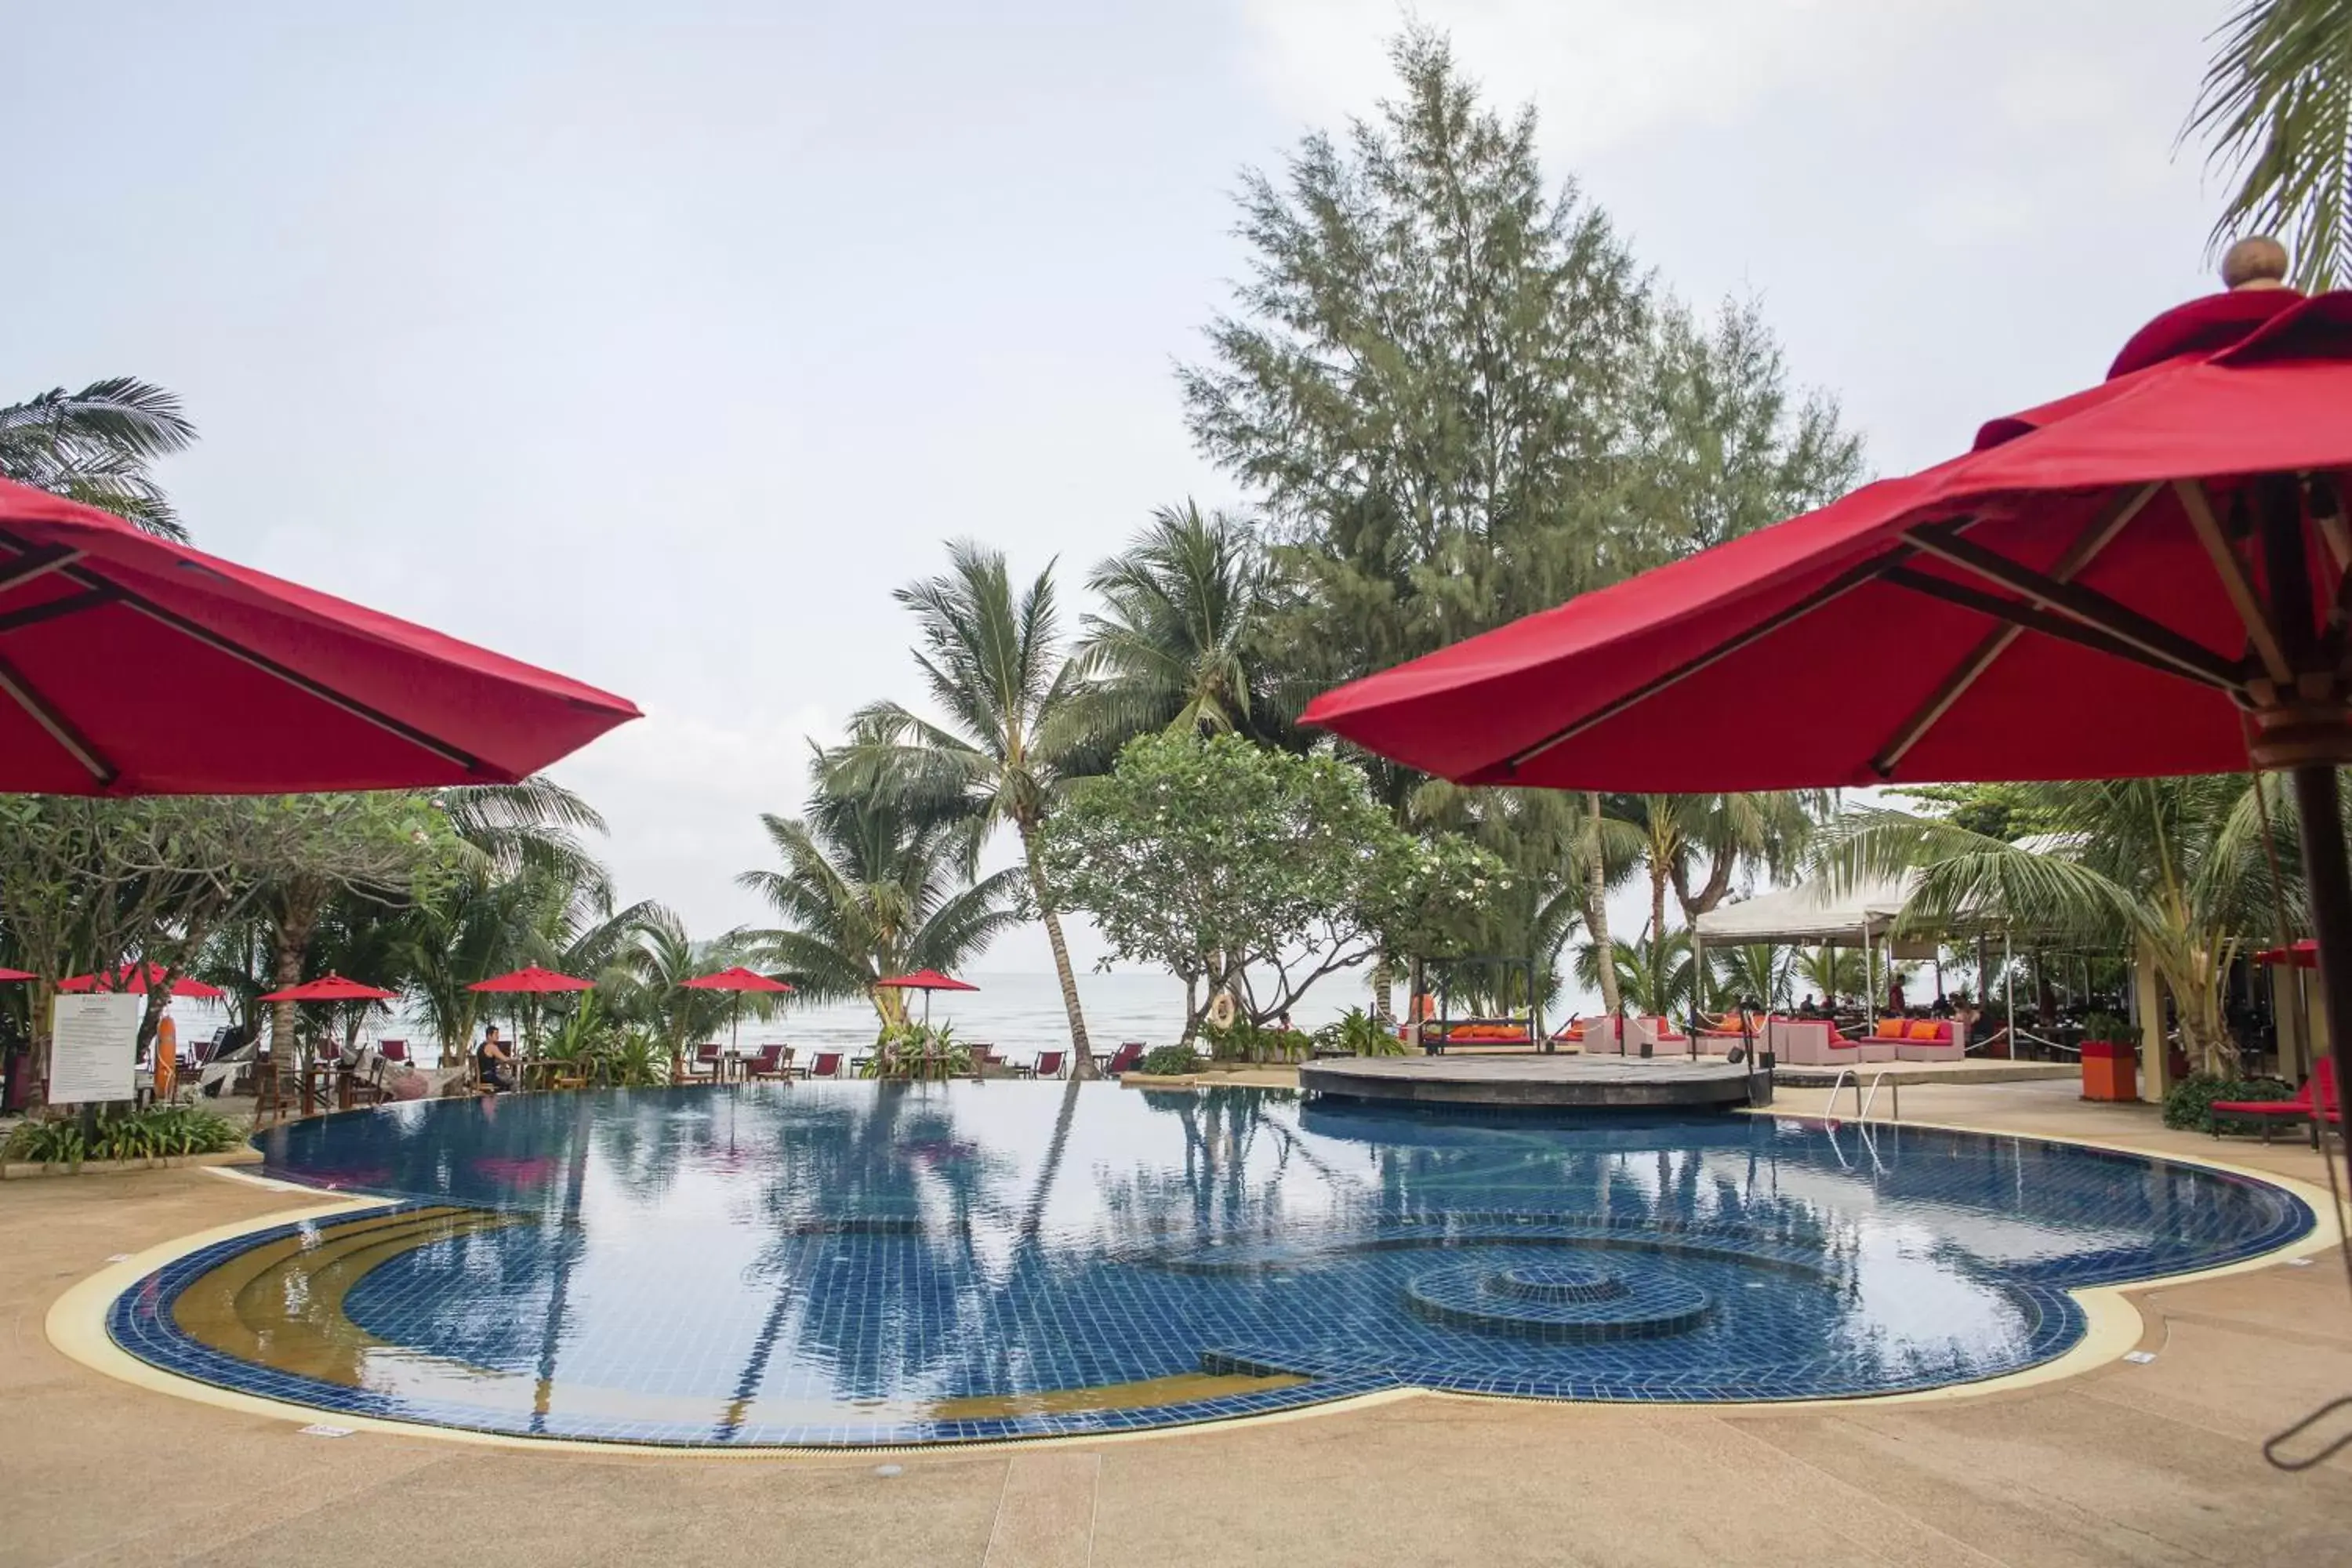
(1304, 242, 2352, 1181)
(0, 475, 639, 793)
(56, 964, 223, 999)
(2254, 940, 2320, 969)
(258, 973, 399, 1004)
(467, 965, 593, 1056)
(467, 965, 594, 995)
(0, 967, 35, 982)
(874, 968, 978, 1025)
(680, 967, 795, 1054)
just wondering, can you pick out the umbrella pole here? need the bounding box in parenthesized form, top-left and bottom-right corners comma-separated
(2288, 762, 2352, 1189)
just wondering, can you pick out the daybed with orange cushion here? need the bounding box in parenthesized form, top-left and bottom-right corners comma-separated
(1624, 1015, 1691, 1057)
(1695, 1014, 1770, 1055)
(1767, 1018, 1896, 1066)
(1889, 1017, 1963, 1062)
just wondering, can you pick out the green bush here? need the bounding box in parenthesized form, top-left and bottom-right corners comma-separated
(1315, 1006, 1403, 1057)
(1138, 1044, 1201, 1076)
(5, 1103, 242, 1166)
(2163, 1073, 2295, 1132)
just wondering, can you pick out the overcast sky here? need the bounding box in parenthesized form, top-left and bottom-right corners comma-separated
(3, 2, 2245, 975)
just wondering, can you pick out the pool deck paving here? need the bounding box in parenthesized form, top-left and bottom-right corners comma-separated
(2, 1080, 2348, 1568)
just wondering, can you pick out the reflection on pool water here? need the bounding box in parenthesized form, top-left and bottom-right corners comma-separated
(111, 1084, 2311, 1446)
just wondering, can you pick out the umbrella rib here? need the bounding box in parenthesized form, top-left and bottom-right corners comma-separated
(0, 647, 117, 785)
(0, 587, 118, 636)
(1882, 567, 2241, 695)
(1870, 485, 2156, 776)
(0, 545, 83, 596)
(2174, 481, 2294, 686)
(1504, 550, 1906, 773)
(1900, 525, 2241, 690)
(67, 567, 493, 777)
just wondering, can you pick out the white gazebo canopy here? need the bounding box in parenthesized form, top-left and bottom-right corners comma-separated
(1693, 871, 1919, 949)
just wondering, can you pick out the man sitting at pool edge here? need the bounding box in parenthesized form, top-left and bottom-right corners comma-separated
(477, 1025, 514, 1093)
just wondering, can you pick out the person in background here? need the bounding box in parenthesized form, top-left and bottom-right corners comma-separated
(477, 1024, 513, 1093)
(152, 1006, 178, 1103)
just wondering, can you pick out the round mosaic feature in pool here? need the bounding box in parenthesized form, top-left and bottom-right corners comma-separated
(107, 1085, 2312, 1446)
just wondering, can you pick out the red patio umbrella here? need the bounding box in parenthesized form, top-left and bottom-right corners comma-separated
(467, 965, 593, 1057)
(257, 973, 399, 1004)
(0, 967, 38, 982)
(874, 968, 978, 1026)
(56, 963, 224, 999)
(1304, 242, 2352, 1174)
(0, 475, 638, 793)
(2254, 940, 2319, 969)
(468, 965, 594, 996)
(680, 967, 796, 1054)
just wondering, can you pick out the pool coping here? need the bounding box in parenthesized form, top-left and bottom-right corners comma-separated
(44, 1118, 2348, 1457)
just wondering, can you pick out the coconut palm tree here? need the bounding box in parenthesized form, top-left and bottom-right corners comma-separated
(1073, 502, 1284, 745)
(1574, 932, 1693, 1017)
(1613, 792, 1816, 1013)
(0, 377, 197, 539)
(834, 543, 1099, 1065)
(1820, 776, 2296, 1073)
(1793, 946, 1866, 1011)
(737, 776, 1021, 1023)
(2190, 1, 2352, 290)
(612, 912, 753, 1076)
(1712, 944, 1791, 1011)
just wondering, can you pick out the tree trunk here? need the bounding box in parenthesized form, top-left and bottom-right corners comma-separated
(1022, 827, 1094, 1075)
(269, 890, 325, 1107)
(1648, 864, 1669, 1015)
(1370, 959, 1393, 1025)
(1583, 793, 1621, 1018)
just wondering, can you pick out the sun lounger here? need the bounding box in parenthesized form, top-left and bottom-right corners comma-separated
(1028, 1048, 1068, 1080)
(746, 1044, 793, 1080)
(801, 1049, 845, 1080)
(2211, 1058, 2337, 1143)
(1094, 1041, 1145, 1076)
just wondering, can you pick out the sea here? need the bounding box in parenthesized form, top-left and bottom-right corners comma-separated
(162, 970, 1387, 1072)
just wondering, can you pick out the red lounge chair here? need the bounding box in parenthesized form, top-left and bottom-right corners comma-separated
(2211, 1059, 2337, 1144)
(378, 1039, 409, 1064)
(802, 1050, 845, 1080)
(679, 1044, 722, 1083)
(1029, 1048, 1068, 1080)
(746, 1044, 793, 1080)
(1096, 1041, 1145, 1076)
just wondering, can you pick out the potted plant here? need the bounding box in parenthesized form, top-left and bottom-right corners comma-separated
(2078, 1009, 2136, 1102)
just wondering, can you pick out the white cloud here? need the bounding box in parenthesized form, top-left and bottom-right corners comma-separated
(1235, 0, 1962, 156)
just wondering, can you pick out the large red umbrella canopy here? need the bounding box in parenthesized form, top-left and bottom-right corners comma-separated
(1306, 245, 2352, 1181)
(0, 476, 638, 793)
(0, 967, 34, 982)
(874, 969, 979, 993)
(680, 967, 796, 994)
(258, 973, 398, 1004)
(56, 964, 223, 999)
(467, 966, 593, 994)
(1305, 281, 2352, 791)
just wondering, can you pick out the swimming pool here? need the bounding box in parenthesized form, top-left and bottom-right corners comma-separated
(109, 1084, 2312, 1446)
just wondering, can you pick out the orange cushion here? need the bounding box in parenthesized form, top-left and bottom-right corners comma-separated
(1874, 1021, 1907, 1040)
(1908, 1020, 1943, 1041)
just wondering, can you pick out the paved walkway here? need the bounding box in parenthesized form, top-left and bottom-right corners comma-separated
(2, 1083, 2348, 1567)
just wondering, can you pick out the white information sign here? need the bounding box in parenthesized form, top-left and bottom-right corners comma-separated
(48, 992, 142, 1105)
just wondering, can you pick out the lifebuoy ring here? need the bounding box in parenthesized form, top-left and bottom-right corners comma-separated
(1207, 992, 1238, 1030)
